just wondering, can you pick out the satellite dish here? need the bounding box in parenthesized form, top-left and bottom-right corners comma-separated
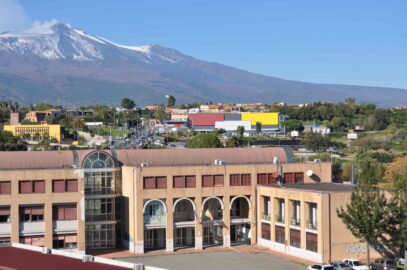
(306, 170, 314, 177)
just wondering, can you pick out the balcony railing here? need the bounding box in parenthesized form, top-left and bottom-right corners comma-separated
(53, 220, 78, 233)
(262, 214, 270, 221)
(290, 218, 300, 226)
(0, 223, 11, 236)
(19, 222, 45, 234)
(144, 215, 166, 225)
(307, 220, 318, 230)
(275, 214, 285, 224)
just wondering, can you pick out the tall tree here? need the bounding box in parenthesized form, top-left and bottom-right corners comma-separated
(167, 95, 176, 108)
(337, 186, 390, 265)
(187, 132, 222, 148)
(236, 125, 245, 137)
(121, 98, 135, 110)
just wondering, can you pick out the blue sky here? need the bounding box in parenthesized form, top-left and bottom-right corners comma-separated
(3, 0, 407, 89)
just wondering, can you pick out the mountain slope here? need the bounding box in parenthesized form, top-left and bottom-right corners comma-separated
(0, 22, 406, 107)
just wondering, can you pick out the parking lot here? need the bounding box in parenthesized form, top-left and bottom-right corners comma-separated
(118, 249, 306, 270)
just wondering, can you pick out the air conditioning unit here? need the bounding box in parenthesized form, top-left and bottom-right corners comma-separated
(133, 264, 145, 270)
(214, 159, 226, 165)
(41, 247, 50, 254)
(82, 255, 94, 262)
(313, 159, 321, 163)
(140, 163, 149, 168)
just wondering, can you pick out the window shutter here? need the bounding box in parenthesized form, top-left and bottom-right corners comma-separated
(33, 180, 45, 193)
(156, 177, 167, 189)
(66, 179, 78, 192)
(230, 174, 241, 186)
(261, 223, 271, 240)
(202, 175, 213, 187)
(214, 175, 224, 187)
(173, 176, 185, 188)
(185, 176, 196, 188)
(64, 206, 77, 220)
(19, 181, 32, 194)
(143, 177, 156, 189)
(241, 174, 251, 186)
(52, 180, 65, 192)
(0, 181, 11, 194)
(257, 174, 267, 185)
(0, 207, 10, 216)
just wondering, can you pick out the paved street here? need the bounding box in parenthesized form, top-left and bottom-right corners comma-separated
(119, 249, 306, 270)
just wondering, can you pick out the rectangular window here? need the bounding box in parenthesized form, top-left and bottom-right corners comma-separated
(54, 205, 77, 221)
(52, 180, 65, 192)
(275, 226, 285, 244)
(202, 175, 214, 187)
(66, 179, 78, 192)
(284, 173, 295, 184)
(0, 207, 11, 223)
(295, 172, 304, 183)
(257, 174, 268, 185)
(20, 207, 44, 222)
(0, 181, 11, 194)
(306, 232, 318, 252)
(214, 175, 224, 187)
(156, 177, 167, 189)
(185, 176, 196, 188)
(230, 174, 241, 186)
(290, 229, 301, 248)
(33, 180, 45, 193)
(19, 181, 32, 194)
(143, 177, 156, 189)
(261, 223, 271, 240)
(173, 176, 185, 188)
(241, 174, 251, 186)
(268, 173, 278, 185)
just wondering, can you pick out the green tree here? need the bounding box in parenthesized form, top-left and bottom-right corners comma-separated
(225, 136, 241, 148)
(356, 157, 384, 185)
(282, 119, 304, 132)
(302, 133, 330, 152)
(167, 95, 176, 108)
(121, 98, 135, 110)
(153, 107, 168, 124)
(187, 132, 222, 148)
(337, 186, 390, 265)
(0, 131, 27, 151)
(236, 125, 245, 137)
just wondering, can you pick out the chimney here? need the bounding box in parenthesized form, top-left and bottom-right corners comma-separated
(10, 112, 19, 125)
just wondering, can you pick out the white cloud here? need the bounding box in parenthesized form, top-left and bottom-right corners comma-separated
(25, 19, 61, 34)
(0, 0, 31, 33)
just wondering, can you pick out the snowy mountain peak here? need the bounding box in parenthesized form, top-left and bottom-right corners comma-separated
(0, 21, 184, 63)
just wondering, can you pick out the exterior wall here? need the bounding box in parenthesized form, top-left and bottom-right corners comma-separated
(214, 121, 251, 132)
(3, 124, 61, 141)
(241, 112, 279, 126)
(256, 186, 382, 263)
(188, 113, 225, 126)
(0, 168, 84, 250)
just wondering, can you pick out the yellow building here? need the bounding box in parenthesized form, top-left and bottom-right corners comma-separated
(3, 124, 61, 141)
(241, 112, 279, 126)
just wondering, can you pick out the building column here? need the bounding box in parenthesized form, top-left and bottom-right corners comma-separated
(44, 203, 53, 249)
(194, 176, 203, 251)
(134, 185, 144, 254)
(223, 196, 230, 248)
(11, 204, 19, 244)
(166, 198, 174, 252)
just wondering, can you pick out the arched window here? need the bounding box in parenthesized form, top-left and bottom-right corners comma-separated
(83, 151, 114, 169)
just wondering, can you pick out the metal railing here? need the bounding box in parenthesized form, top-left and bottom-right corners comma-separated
(307, 220, 318, 230)
(290, 218, 300, 226)
(144, 215, 166, 225)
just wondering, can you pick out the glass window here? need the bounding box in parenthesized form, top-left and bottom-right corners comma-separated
(83, 152, 114, 169)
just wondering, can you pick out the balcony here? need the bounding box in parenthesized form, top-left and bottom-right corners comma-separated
(19, 222, 45, 235)
(53, 220, 78, 233)
(290, 218, 300, 227)
(275, 215, 285, 224)
(144, 215, 166, 225)
(0, 223, 11, 237)
(307, 220, 318, 230)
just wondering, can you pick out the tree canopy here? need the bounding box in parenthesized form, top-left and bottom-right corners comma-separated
(187, 132, 222, 148)
(121, 98, 135, 110)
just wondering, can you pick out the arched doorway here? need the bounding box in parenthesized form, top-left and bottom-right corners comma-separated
(202, 197, 224, 247)
(143, 199, 166, 251)
(173, 198, 196, 249)
(230, 196, 251, 245)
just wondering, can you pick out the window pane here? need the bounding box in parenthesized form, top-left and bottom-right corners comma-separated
(156, 177, 167, 189)
(19, 181, 32, 194)
(52, 180, 65, 192)
(0, 181, 11, 194)
(66, 179, 78, 192)
(185, 176, 196, 188)
(33, 181, 45, 193)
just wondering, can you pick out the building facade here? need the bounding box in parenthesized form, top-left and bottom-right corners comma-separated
(3, 124, 61, 141)
(0, 148, 379, 262)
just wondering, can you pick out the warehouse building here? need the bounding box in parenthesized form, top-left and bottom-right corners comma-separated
(0, 148, 380, 262)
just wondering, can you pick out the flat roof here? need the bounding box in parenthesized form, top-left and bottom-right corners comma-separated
(0, 246, 127, 270)
(274, 183, 355, 193)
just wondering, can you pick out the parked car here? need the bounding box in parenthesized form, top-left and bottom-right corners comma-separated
(330, 261, 354, 270)
(343, 259, 369, 270)
(307, 264, 335, 270)
(370, 259, 396, 270)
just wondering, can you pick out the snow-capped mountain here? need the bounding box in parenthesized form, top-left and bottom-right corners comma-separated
(0, 21, 186, 64)
(0, 22, 406, 106)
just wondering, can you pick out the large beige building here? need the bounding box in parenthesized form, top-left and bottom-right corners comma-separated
(0, 148, 380, 262)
